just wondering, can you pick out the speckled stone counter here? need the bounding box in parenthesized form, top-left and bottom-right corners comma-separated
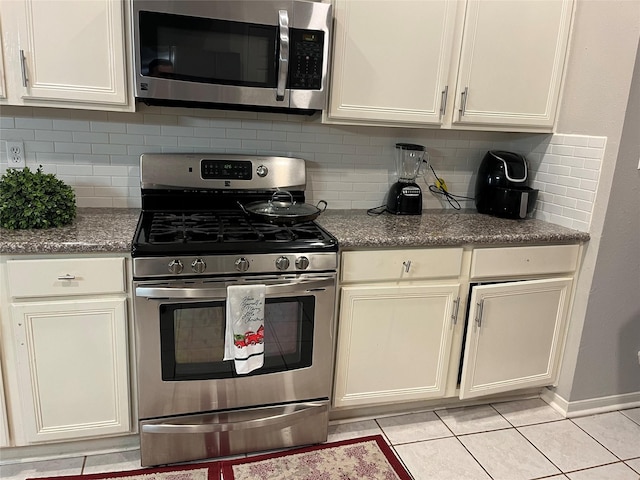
(0, 208, 140, 254)
(0, 208, 590, 255)
(316, 209, 590, 248)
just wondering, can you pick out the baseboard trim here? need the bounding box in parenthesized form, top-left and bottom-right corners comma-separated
(542, 388, 640, 418)
(0, 434, 140, 465)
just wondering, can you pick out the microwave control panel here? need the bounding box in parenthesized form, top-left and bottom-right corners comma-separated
(289, 29, 324, 90)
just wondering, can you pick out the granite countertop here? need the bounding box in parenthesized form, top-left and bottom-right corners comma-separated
(0, 208, 140, 254)
(316, 209, 590, 248)
(0, 208, 590, 255)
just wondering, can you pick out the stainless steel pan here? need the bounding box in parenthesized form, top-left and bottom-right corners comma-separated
(238, 191, 327, 225)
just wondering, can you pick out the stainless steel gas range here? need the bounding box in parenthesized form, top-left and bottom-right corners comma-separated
(131, 154, 338, 466)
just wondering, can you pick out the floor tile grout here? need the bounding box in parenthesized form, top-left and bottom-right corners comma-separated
(2, 404, 639, 480)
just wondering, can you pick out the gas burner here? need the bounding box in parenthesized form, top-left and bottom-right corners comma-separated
(146, 212, 321, 245)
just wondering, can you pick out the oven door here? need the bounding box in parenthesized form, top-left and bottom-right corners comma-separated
(134, 273, 336, 419)
(131, 0, 330, 110)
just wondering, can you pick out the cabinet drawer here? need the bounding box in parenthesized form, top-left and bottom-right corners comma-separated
(470, 244, 580, 279)
(7, 257, 125, 298)
(341, 248, 463, 283)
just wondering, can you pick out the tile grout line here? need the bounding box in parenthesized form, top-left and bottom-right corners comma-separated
(487, 402, 567, 477)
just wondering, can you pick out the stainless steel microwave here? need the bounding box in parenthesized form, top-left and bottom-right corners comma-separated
(131, 0, 332, 114)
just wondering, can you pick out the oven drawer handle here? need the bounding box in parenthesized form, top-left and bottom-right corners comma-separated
(136, 278, 334, 299)
(141, 402, 325, 434)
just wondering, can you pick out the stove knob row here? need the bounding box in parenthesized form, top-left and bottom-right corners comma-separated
(191, 258, 206, 274)
(235, 257, 250, 272)
(168, 259, 184, 274)
(274, 256, 310, 270)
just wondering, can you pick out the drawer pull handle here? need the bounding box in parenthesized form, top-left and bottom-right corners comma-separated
(57, 274, 76, 280)
(402, 260, 412, 273)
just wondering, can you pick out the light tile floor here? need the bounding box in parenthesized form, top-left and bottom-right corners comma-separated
(1, 399, 639, 480)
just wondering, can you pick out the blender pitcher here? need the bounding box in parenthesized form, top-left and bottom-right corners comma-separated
(386, 143, 427, 215)
(395, 143, 427, 182)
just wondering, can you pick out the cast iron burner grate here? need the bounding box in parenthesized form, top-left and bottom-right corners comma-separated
(147, 212, 326, 244)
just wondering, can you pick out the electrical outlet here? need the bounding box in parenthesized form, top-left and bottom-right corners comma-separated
(6, 141, 26, 168)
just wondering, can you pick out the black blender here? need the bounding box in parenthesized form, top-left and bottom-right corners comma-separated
(386, 143, 427, 215)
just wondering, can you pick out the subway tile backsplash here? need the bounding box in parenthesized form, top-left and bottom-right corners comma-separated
(0, 105, 605, 231)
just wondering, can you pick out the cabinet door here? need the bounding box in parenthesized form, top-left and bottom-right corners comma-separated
(459, 277, 573, 399)
(11, 297, 130, 443)
(0, 33, 6, 100)
(453, 0, 573, 129)
(0, 355, 10, 447)
(328, 0, 461, 125)
(11, 0, 127, 105)
(334, 283, 460, 407)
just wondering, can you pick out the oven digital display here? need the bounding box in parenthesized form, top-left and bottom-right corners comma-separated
(201, 160, 252, 180)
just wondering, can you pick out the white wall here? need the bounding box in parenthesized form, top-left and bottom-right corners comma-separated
(552, 0, 640, 404)
(0, 105, 605, 230)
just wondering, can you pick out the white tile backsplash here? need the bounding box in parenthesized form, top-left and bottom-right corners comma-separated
(0, 106, 605, 229)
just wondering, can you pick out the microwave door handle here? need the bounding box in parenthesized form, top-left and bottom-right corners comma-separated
(276, 9, 290, 101)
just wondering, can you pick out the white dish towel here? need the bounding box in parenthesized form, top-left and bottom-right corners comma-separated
(224, 284, 266, 374)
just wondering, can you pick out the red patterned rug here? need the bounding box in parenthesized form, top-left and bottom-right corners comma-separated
(29, 463, 220, 480)
(27, 435, 410, 480)
(220, 435, 412, 480)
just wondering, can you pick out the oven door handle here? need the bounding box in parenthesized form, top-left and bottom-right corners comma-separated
(135, 278, 334, 299)
(141, 402, 325, 434)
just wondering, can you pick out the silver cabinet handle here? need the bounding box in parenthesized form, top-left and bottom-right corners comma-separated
(57, 274, 76, 280)
(402, 260, 412, 273)
(451, 297, 460, 325)
(276, 10, 290, 101)
(440, 85, 448, 118)
(475, 299, 484, 327)
(20, 50, 28, 87)
(459, 86, 469, 118)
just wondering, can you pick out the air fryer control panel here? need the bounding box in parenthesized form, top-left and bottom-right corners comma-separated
(289, 29, 324, 89)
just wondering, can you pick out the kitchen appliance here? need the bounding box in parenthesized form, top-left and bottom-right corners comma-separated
(131, 154, 338, 466)
(386, 143, 427, 215)
(130, 0, 331, 114)
(475, 150, 539, 219)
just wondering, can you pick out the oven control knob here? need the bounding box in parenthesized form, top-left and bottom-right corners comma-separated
(235, 257, 250, 272)
(191, 258, 206, 274)
(256, 165, 268, 177)
(295, 256, 310, 270)
(168, 259, 184, 275)
(275, 256, 290, 270)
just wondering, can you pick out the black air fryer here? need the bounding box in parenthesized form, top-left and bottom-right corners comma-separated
(475, 151, 539, 219)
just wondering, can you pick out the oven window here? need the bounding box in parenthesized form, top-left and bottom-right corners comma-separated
(159, 297, 315, 380)
(138, 11, 277, 87)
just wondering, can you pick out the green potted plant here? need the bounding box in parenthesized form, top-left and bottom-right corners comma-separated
(0, 166, 76, 229)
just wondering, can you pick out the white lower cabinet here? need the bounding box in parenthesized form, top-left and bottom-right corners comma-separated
(333, 245, 580, 409)
(11, 298, 130, 443)
(459, 277, 573, 399)
(1, 256, 131, 445)
(334, 283, 460, 407)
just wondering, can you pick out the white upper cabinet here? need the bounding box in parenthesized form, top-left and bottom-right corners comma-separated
(328, 0, 462, 125)
(0, 0, 131, 110)
(326, 0, 574, 132)
(0, 33, 6, 100)
(453, 0, 574, 129)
